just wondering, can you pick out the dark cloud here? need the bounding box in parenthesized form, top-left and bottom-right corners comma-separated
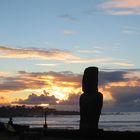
(99, 70, 140, 111)
(58, 14, 78, 21)
(102, 84, 140, 112)
(0, 75, 46, 91)
(18, 71, 82, 83)
(110, 86, 140, 111)
(1, 69, 140, 112)
(0, 69, 139, 92)
(14, 90, 58, 105)
(15, 90, 81, 107)
(99, 71, 127, 85)
(0, 71, 81, 91)
(47, 71, 82, 84)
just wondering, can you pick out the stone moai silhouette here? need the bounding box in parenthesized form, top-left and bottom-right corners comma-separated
(80, 67, 103, 131)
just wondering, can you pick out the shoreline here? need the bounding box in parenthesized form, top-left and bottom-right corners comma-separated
(1, 121, 140, 139)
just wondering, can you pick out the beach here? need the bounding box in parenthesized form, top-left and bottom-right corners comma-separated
(1, 113, 140, 139)
(0, 132, 19, 140)
(1, 128, 140, 140)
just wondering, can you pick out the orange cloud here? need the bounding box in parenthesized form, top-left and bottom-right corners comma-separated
(0, 71, 11, 77)
(0, 46, 135, 67)
(1, 69, 140, 107)
(100, 0, 140, 15)
(106, 80, 140, 87)
(124, 73, 140, 78)
(0, 96, 11, 105)
(0, 71, 82, 102)
(112, 62, 135, 67)
(99, 87, 114, 101)
(0, 46, 78, 60)
(101, 0, 140, 8)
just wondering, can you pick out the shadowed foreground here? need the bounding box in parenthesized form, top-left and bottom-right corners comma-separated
(1, 128, 140, 140)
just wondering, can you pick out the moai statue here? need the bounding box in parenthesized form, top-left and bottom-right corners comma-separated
(80, 67, 103, 132)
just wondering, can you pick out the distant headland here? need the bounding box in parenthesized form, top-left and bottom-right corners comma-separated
(0, 105, 79, 117)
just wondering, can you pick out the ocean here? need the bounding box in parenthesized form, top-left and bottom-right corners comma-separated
(1, 112, 140, 131)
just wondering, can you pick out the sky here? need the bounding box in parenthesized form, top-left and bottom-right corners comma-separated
(0, 0, 140, 111)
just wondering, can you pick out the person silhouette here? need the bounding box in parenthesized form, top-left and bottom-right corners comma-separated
(8, 117, 13, 125)
(80, 67, 103, 132)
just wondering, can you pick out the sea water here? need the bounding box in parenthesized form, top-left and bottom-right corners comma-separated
(1, 112, 140, 131)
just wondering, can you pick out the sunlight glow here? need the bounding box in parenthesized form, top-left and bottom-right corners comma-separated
(52, 90, 68, 101)
(99, 87, 114, 101)
(39, 103, 49, 107)
(108, 81, 140, 87)
(0, 96, 12, 104)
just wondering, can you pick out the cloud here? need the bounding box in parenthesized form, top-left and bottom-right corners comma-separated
(14, 91, 58, 105)
(99, 71, 127, 85)
(51, 93, 81, 111)
(109, 10, 138, 15)
(65, 58, 110, 64)
(0, 69, 138, 93)
(0, 96, 11, 105)
(0, 46, 135, 67)
(53, 69, 140, 111)
(63, 29, 78, 35)
(15, 90, 80, 106)
(59, 94, 80, 105)
(0, 46, 78, 60)
(102, 84, 140, 112)
(84, 9, 102, 16)
(58, 14, 78, 21)
(65, 57, 135, 67)
(14, 90, 80, 108)
(101, 68, 140, 72)
(78, 49, 101, 53)
(101, 0, 140, 8)
(0, 72, 47, 91)
(99, 0, 140, 15)
(112, 61, 135, 67)
(99, 71, 128, 101)
(36, 63, 60, 67)
(0, 71, 82, 93)
(0, 72, 10, 77)
(99, 70, 140, 111)
(1, 69, 140, 111)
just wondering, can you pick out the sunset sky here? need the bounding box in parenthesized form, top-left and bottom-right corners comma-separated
(0, 0, 140, 111)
